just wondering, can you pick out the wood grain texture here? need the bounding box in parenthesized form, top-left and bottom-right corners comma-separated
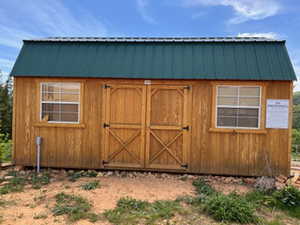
(13, 77, 292, 176)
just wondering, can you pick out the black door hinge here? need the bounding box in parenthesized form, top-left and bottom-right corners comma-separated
(182, 126, 189, 131)
(103, 123, 110, 128)
(102, 160, 109, 165)
(183, 86, 191, 90)
(181, 164, 188, 169)
(103, 84, 111, 89)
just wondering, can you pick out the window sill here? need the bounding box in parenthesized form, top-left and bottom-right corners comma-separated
(34, 122, 85, 128)
(209, 128, 267, 134)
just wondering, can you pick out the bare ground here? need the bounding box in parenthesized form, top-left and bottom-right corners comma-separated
(0, 173, 195, 225)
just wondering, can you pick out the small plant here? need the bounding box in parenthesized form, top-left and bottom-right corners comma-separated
(33, 213, 48, 219)
(0, 199, 15, 207)
(192, 178, 216, 201)
(104, 197, 182, 224)
(29, 172, 51, 189)
(0, 176, 26, 194)
(52, 192, 99, 222)
(273, 185, 300, 208)
(67, 170, 98, 182)
(203, 193, 258, 224)
(81, 181, 100, 190)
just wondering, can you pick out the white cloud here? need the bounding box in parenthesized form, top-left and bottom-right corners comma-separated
(237, 32, 278, 39)
(289, 51, 300, 92)
(136, 0, 157, 24)
(0, 0, 108, 49)
(183, 0, 281, 24)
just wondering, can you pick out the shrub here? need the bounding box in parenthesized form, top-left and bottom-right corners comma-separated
(273, 185, 300, 208)
(81, 181, 100, 190)
(204, 193, 258, 224)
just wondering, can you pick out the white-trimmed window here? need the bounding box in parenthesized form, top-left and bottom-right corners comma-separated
(40, 82, 80, 123)
(216, 86, 261, 129)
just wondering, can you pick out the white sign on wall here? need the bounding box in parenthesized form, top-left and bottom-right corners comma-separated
(266, 99, 289, 129)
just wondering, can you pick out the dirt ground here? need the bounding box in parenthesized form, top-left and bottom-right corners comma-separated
(0, 172, 196, 225)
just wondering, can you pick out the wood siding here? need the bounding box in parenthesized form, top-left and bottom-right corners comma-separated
(13, 77, 292, 176)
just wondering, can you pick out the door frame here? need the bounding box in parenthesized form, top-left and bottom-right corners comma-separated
(101, 82, 192, 171)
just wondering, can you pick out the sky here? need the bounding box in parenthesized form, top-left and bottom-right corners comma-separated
(0, 0, 300, 90)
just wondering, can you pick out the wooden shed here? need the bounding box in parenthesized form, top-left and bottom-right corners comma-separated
(10, 37, 297, 176)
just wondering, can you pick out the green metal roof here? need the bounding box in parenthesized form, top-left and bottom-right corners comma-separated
(11, 37, 297, 81)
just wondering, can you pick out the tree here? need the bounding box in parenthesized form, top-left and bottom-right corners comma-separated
(0, 70, 12, 138)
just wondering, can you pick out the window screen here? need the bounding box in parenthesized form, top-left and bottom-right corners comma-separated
(216, 86, 261, 128)
(40, 82, 80, 123)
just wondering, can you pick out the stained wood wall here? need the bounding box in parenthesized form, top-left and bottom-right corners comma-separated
(13, 77, 292, 176)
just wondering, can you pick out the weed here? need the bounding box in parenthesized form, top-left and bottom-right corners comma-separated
(29, 172, 51, 189)
(0, 199, 15, 207)
(81, 180, 100, 190)
(192, 178, 216, 197)
(67, 170, 98, 182)
(104, 197, 182, 225)
(33, 213, 48, 220)
(52, 192, 98, 222)
(203, 192, 258, 224)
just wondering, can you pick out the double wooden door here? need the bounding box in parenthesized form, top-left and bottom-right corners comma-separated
(102, 84, 191, 171)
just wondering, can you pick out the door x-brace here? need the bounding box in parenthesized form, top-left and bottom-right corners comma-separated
(149, 130, 185, 166)
(106, 129, 141, 164)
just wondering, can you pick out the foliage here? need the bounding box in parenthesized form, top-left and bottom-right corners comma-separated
(104, 197, 182, 225)
(273, 186, 300, 208)
(0, 73, 12, 138)
(29, 172, 51, 189)
(81, 180, 100, 190)
(67, 170, 97, 182)
(0, 170, 51, 194)
(52, 192, 100, 222)
(192, 178, 216, 197)
(245, 187, 300, 219)
(203, 192, 258, 224)
(0, 133, 11, 162)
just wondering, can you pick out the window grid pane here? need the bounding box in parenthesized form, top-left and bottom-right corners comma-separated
(216, 86, 261, 128)
(41, 82, 80, 123)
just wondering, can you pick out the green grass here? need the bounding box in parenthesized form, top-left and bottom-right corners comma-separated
(81, 180, 100, 190)
(104, 197, 182, 225)
(203, 192, 258, 224)
(0, 170, 51, 194)
(33, 213, 48, 220)
(67, 170, 98, 182)
(52, 192, 100, 222)
(291, 152, 300, 161)
(0, 135, 11, 163)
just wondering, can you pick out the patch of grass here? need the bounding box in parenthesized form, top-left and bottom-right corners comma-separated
(81, 180, 100, 190)
(0, 170, 52, 194)
(67, 170, 98, 182)
(0, 199, 15, 207)
(52, 192, 99, 222)
(203, 192, 258, 224)
(0, 177, 26, 194)
(29, 172, 51, 189)
(192, 178, 216, 197)
(104, 197, 182, 225)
